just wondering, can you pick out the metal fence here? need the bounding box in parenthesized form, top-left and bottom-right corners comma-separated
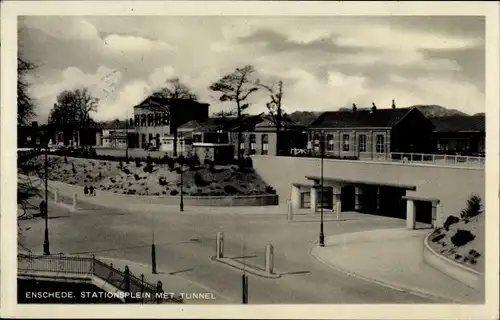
(18, 253, 183, 304)
(288, 149, 485, 168)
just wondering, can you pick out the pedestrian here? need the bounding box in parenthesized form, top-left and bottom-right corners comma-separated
(84, 185, 88, 196)
(93, 186, 97, 196)
(89, 185, 94, 197)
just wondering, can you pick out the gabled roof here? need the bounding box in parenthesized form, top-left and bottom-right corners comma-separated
(178, 114, 265, 132)
(431, 115, 485, 133)
(254, 115, 304, 129)
(309, 107, 414, 129)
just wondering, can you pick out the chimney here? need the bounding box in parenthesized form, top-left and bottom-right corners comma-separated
(371, 102, 377, 112)
(392, 99, 396, 109)
(352, 103, 357, 112)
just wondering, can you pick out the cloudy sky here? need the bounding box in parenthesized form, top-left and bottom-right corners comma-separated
(18, 15, 485, 122)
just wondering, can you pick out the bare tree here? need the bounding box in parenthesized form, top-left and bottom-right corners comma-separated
(151, 78, 198, 157)
(257, 79, 286, 155)
(18, 58, 37, 126)
(209, 65, 259, 161)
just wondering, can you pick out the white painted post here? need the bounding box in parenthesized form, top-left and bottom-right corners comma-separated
(287, 202, 293, 222)
(406, 199, 416, 230)
(265, 244, 274, 275)
(216, 232, 224, 258)
(72, 193, 78, 210)
(310, 186, 318, 213)
(54, 189, 59, 203)
(336, 201, 342, 221)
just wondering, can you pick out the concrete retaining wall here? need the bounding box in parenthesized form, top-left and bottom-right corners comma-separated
(251, 156, 485, 226)
(423, 233, 484, 292)
(46, 179, 278, 207)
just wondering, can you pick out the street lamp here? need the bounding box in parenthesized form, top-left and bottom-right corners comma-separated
(180, 164, 184, 212)
(151, 211, 157, 274)
(319, 131, 325, 247)
(43, 124, 51, 255)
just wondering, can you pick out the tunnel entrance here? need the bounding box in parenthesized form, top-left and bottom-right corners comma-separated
(414, 200, 433, 224)
(379, 186, 407, 219)
(341, 185, 356, 211)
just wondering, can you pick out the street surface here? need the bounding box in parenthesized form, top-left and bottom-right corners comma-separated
(18, 195, 437, 304)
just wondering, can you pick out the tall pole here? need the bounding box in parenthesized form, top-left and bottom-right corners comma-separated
(151, 211, 157, 274)
(180, 164, 184, 212)
(125, 110, 129, 161)
(319, 131, 325, 247)
(43, 127, 50, 255)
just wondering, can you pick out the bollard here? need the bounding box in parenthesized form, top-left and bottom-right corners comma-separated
(336, 201, 341, 221)
(265, 244, 274, 275)
(54, 189, 59, 203)
(216, 232, 224, 258)
(287, 203, 294, 222)
(72, 193, 78, 210)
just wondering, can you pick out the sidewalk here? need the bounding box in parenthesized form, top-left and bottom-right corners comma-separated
(310, 228, 483, 303)
(96, 256, 231, 304)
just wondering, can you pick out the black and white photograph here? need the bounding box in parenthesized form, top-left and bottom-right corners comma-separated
(1, 1, 499, 319)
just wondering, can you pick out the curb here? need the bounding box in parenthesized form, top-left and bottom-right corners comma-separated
(309, 240, 470, 304)
(211, 256, 282, 279)
(423, 232, 484, 291)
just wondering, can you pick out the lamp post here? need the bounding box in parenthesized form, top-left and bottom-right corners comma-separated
(151, 211, 157, 274)
(180, 164, 184, 212)
(125, 110, 129, 162)
(43, 125, 51, 255)
(319, 131, 325, 247)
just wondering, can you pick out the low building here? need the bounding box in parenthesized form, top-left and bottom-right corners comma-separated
(306, 105, 436, 160)
(430, 115, 485, 156)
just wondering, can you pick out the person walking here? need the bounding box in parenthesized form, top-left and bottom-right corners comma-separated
(84, 185, 89, 196)
(93, 186, 97, 196)
(89, 185, 94, 197)
(39, 200, 46, 217)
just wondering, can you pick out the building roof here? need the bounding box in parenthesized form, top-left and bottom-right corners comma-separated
(430, 115, 485, 133)
(309, 107, 414, 129)
(254, 115, 304, 129)
(133, 95, 209, 110)
(179, 114, 265, 132)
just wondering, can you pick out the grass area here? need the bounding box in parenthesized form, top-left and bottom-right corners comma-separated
(428, 195, 484, 273)
(21, 155, 275, 197)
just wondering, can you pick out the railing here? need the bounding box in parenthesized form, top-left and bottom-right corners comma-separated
(18, 253, 183, 304)
(288, 149, 485, 168)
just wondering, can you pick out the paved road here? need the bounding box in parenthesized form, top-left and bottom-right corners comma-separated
(19, 196, 436, 304)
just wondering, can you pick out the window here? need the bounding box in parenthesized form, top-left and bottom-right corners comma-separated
(193, 134, 202, 143)
(376, 135, 385, 153)
(478, 138, 485, 153)
(313, 133, 320, 151)
(141, 114, 147, 126)
(239, 142, 245, 151)
(147, 114, 154, 126)
(249, 134, 256, 154)
(358, 135, 366, 153)
(135, 115, 140, 127)
(342, 134, 350, 152)
(327, 134, 334, 151)
(162, 112, 170, 125)
(261, 134, 269, 155)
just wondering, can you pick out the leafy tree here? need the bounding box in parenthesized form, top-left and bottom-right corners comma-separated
(49, 88, 99, 146)
(209, 65, 259, 161)
(151, 78, 198, 157)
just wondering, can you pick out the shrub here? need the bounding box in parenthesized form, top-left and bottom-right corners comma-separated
(454, 254, 462, 260)
(98, 172, 103, 181)
(194, 172, 210, 187)
(451, 229, 475, 247)
(64, 156, 68, 163)
(143, 164, 153, 173)
(443, 215, 460, 231)
(460, 194, 483, 220)
(135, 159, 142, 167)
(469, 249, 481, 258)
(224, 185, 239, 195)
(189, 154, 200, 169)
(265, 185, 277, 195)
(431, 234, 445, 243)
(158, 177, 168, 186)
(134, 174, 140, 181)
(170, 189, 179, 196)
(118, 161, 124, 169)
(122, 168, 131, 175)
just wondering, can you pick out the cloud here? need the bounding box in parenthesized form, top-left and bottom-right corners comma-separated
(103, 34, 176, 52)
(20, 16, 485, 122)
